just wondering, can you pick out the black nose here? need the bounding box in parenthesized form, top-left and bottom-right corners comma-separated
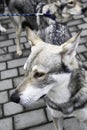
(10, 90, 20, 103)
(82, 7, 87, 14)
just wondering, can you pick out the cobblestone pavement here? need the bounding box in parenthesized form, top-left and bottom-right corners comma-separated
(0, 1, 87, 130)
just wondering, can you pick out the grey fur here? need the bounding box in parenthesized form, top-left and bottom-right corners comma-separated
(6, 0, 48, 30)
(38, 22, 71, 45)
(45, 68, 87, 114)
(10, 29, 87, 130)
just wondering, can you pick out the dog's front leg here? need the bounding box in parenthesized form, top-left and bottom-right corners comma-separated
(26, 27, 33, 46)
(15, 24, 22, 56)
(53, 117, 64, 130)
(12, 16, 22, 56)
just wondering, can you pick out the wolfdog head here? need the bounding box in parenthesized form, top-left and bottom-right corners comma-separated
(42, 0, 87, 23)
(10, 28, 81, 107)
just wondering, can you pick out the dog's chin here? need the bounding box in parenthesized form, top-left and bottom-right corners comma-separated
(19, 95, 46, 108)
(20, 99, 36, 108)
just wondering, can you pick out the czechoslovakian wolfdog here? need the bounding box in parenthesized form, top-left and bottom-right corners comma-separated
(5, 0, 87, 55)
(10, 28, 87, 130)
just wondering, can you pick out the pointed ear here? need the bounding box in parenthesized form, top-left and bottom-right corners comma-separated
(26, 28, 45, 46)
(60, 30, 81, 59)
(60, 30, 82, 70)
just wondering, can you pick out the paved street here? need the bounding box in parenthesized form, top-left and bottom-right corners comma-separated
(0, 0, 87, 130)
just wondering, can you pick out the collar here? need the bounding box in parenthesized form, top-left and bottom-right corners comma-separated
(44, 68, 86, 114)
(36, 2, 56, 21)
(44, 95, 61, 111)
(44, 95, 73, 114)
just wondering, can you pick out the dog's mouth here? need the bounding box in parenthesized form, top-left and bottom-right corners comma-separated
(39, 94, 46, 100)
(18, 94, 46, 108)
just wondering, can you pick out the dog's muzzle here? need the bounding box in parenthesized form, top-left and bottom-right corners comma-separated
(10, 90, 20, 103)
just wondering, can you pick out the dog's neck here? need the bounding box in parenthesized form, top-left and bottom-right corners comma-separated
(47, 73, 71, 104)
(47, 68, 85, 104)
(68, 68, 86, 97)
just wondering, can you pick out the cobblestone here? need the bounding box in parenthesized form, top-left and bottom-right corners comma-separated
(8, 33, 16, 39)
(4, 102, 23, 116)
(0, 118, 13, 130)
(0, 47, 7, 55)
(77, 44, 87, 53)
(13, 76, 24, 87)
(8, 44, 24, 53)
(0, 35, 8, 41)
(1, 69, 18, 80)
(67, 19, 83, 26)
(0, 62, 6, 71)
(79, 54, 86, 61)
(0, 40, 14, 48)
(24, 99, 46, 111)
(78, 23, 87, 29)
(0, 91, 8, 104)
(81, 29, 87, 36)
(0, 54, 13, 62)
(7, 28, 15, 34)
(80, 37, 87, 44)
(64, 118, 82, 130)
(14, 109, 47, 130)
(73, 15, 84, 19)
(18, 67, 25, 75)
(29, 123, 54, 130)
(0, 79, 13, 91)
(8, 23, 14, 28)
(69, 26, 78, 32)
(7, 58, 27, 68)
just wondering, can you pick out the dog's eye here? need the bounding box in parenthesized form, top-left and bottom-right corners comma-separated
(68, 1, 74, 4)
(34, 72, 45, 78)
(67, 1, 74, 7)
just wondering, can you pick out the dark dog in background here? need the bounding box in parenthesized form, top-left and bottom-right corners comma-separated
(5, 0, 87, 55)
(0, 0, 6, 33)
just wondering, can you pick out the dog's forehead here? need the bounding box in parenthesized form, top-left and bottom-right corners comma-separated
(29, 44, 62, 72)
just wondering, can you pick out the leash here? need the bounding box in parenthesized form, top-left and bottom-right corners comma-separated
(0, 13, 56, 21)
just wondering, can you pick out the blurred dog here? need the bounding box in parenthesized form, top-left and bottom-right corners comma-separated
(0, 0, 6, 33)
(5, 0, 87, 55)
(10, 28, 87, 130)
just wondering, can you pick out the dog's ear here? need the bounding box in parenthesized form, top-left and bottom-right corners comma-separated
(26, 28, 45, 46)
(59, 30, 81, 70)
(60, 30, 81, 59)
